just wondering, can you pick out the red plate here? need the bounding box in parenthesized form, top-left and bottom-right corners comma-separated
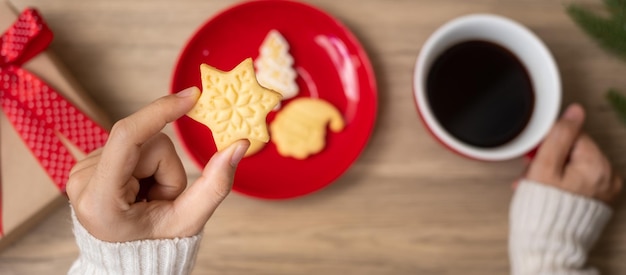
(171, 0, 377, 199)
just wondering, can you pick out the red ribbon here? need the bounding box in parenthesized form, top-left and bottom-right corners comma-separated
(0, 9, 109, 235)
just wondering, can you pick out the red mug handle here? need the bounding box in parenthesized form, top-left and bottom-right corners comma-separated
(525, 147, 538, 160)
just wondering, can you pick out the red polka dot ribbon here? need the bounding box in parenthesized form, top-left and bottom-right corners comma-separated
(0, 10, 108, 193)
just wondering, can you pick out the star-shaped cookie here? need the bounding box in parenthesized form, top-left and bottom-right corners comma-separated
(187, 58, 282, 151)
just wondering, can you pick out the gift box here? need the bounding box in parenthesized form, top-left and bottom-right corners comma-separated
(0, 1, 111, 250)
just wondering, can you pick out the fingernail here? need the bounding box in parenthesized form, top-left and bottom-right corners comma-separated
(230, 140, 251, 167)
(563, 104, 584, 121)
(176, 87, 199, 97)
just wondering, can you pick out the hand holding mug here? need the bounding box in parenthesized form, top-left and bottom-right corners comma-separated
(527, 104, 622, 205)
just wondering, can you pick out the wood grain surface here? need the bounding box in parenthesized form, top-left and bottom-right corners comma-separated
(1, 0, 626, 274)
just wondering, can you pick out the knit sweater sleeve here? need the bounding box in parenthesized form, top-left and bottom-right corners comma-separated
(509, 179, 613, 275)
(68, 207, 202, 275)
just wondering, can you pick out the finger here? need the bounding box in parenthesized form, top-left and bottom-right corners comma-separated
(69, 148, 103, 177)
(172, 140, 250, 233)
(132, 133, 187, 201)
(93, 87, 200, 198)
(66, 164, 98, 202)
(561, 133, 606, 185)
(86, 147, 103, 158)
(565, 134, 616, 203)
(67, 148, 103, 199)
(568, 134, 605, 168)
(565, 134, 605, 184)
(531, 104, 585, 175)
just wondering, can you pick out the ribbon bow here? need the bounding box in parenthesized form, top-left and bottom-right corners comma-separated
(0, 9, 108, 192)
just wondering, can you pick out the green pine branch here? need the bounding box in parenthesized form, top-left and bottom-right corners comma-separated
(607, 89, 626, 125)
(567, 1, 626, 125)
(603, 0, 626, 16)
(567, 3, 626, 60)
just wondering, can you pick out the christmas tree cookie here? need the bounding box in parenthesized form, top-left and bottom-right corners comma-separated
(254, 30, 299, 102)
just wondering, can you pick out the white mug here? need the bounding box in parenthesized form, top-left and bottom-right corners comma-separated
(413, 14, 561, 161)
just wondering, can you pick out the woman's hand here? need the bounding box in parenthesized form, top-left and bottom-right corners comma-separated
(66, 87, 250, 242)
(526, 104, 622, 205)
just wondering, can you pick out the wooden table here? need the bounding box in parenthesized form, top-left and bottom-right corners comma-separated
(2, 0, 626, 274)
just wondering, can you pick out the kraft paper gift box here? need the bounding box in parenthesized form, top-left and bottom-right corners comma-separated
(0, 0, 111, 250)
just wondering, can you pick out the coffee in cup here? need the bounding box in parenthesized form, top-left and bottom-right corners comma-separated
(414, 14, 561, 161)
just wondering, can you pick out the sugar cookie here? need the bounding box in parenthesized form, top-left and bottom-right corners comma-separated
(187, 58, 282, 151)
(270, 98, 344, 159)
(245, 139, 266, 157)
(255, 30, 299, 101)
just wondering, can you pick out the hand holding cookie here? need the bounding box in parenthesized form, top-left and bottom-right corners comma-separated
(67, 88, 250, 242)
(187, 58, 282, 151)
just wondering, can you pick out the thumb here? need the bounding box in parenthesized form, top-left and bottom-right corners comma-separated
(174, 140, 250, 230)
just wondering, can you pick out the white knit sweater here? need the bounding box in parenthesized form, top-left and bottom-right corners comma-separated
(68, 210, 202, 275)
(69, 180, 613, 274)
(509, 180, 612, 275)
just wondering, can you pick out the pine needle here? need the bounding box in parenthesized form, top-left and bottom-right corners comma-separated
(568, 2, 626, 125)
(606, 89, 626, 125)
(603, 0, 626, 17)
(567, 3, 626, 60)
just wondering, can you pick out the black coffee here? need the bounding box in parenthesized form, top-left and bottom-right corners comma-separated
(426, 40, 534, 148)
